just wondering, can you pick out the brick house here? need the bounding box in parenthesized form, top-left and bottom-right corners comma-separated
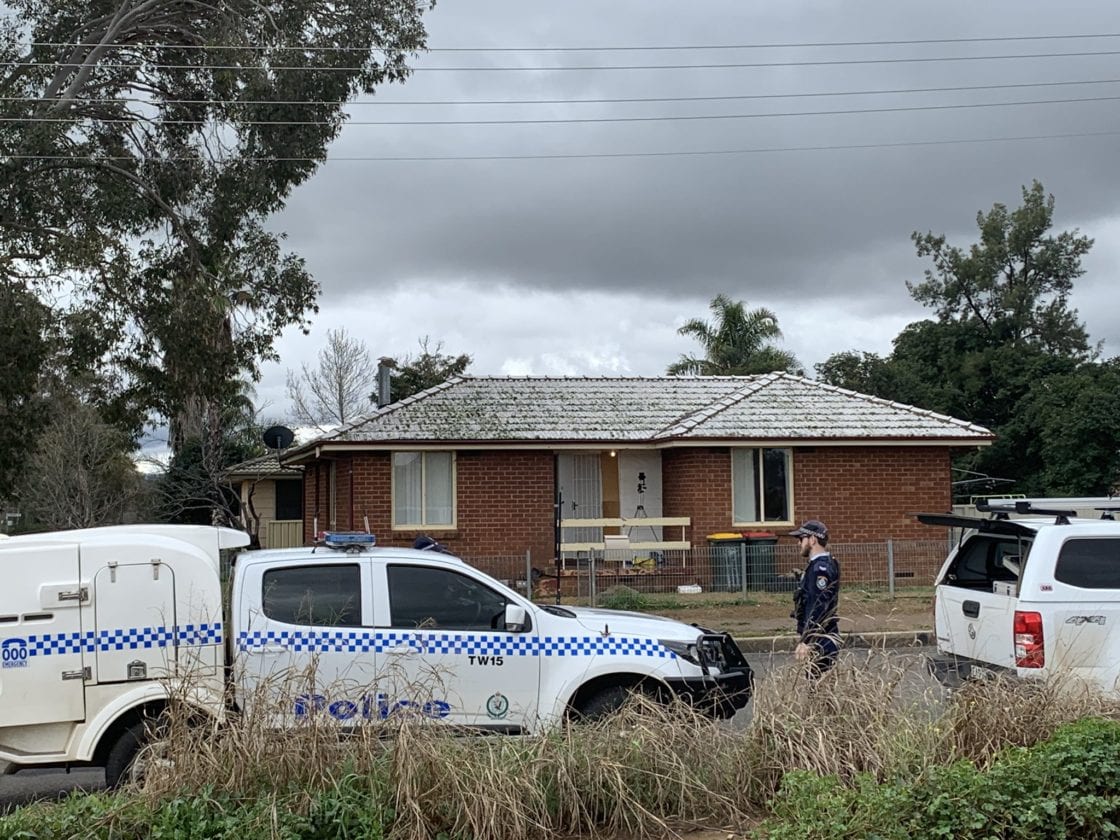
(279, 373, 992, 564)
(225, 453, 304, 550)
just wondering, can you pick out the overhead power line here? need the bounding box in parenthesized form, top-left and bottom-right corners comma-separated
(5, 92, 1119, 126)
(3, 76, 1119, 107)
(4, 129, 1119, 162)
(11, 32, 1120, 52)
(8, 48, 1120, 73)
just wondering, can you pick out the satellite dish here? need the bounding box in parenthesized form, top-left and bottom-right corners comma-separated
(262, 425, 295, 451)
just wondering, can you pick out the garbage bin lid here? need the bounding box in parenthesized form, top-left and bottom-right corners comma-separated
(707, 532, 744, 540)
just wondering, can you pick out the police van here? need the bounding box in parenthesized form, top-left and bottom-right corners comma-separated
(0, 525, 752, 785)
(921, 498, 1120, 692)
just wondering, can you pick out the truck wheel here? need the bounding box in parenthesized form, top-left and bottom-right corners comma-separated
(576, 685, 654, 721)
(104, 721, 166, 789)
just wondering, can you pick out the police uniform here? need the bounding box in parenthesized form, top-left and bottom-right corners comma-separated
(790, 521, 840, 675)
(795, 552, 840, 671)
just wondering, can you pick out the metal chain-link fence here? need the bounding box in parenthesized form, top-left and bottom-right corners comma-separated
(464, 539, 952, 607)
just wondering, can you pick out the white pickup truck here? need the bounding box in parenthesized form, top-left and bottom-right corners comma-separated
(921, 499, 1120, 692)
(0, 525, 752, 785)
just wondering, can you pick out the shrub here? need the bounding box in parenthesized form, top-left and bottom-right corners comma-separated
(756, 718, 1120, 839)
(598, 585, 649, 611)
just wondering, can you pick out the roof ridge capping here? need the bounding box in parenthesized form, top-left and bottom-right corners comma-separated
(801, 374, 993, 435)
(655, 372, 781, 439)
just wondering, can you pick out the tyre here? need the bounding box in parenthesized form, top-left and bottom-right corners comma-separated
(575, 685, 652, 721)
(104, 722, 147, 789)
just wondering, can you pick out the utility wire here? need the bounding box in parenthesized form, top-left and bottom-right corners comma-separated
(5, 129, 1119, 162)
(3, 76, 1119, 107)
(5, 92, 1119, 126)
(8, 48, 1120, 73)
(10, 32, 1120, 52)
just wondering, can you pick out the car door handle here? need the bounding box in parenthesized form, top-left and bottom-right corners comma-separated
(962, 600, 980, 619)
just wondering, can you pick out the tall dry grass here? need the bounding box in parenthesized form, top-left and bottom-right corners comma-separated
(133, 652, 1120, 840)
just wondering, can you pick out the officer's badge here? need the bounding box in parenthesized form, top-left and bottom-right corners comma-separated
(816, 574, 829, 590)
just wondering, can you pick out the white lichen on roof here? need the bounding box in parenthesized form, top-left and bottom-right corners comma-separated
(287, 373, 992, 451)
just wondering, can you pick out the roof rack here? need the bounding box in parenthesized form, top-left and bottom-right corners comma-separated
(976, 500, 1076, 525)
(1095, 506, 1120, 521)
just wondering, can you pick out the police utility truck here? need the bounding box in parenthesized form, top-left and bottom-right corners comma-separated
(922, 498, 1120, 693)
(0, 525, 752, 785)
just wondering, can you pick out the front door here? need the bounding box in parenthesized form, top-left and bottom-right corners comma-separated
(0, 544, 85, 726)
(377, 563, 540, 731)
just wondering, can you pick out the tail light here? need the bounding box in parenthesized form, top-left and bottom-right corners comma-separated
(1014, 610, 1045, 668)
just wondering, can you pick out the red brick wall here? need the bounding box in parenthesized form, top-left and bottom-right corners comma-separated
(662, 448, 733, 543)
(302, 450, 556, 561)
(300, 445, 951, 555)
(662, 445, 951, 542)
(792, 446, 951, 542)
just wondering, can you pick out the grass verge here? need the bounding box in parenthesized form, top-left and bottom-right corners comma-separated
(3, 654, 1118, 839)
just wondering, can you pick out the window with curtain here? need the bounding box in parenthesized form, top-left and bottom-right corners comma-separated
(731, 448, 792, 525)
(393, 451, 455, 527)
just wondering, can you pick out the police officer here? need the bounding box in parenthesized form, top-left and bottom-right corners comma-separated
(789, 520, 840, 676)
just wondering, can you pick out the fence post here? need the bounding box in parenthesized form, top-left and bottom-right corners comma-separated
(741, 543, 748, 597)
(590, 549, 598, 607)
(887, 539, 895, 600)
(525, 549, 532, 600)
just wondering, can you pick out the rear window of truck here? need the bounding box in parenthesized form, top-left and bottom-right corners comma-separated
(1055, 539, 1120, 589)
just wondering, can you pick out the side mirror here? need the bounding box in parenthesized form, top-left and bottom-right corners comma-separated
(504, 604, 530, 633)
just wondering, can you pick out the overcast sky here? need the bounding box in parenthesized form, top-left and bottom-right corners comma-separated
(250, 0, 1120, 422)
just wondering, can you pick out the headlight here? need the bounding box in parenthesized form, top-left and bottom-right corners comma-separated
(659, 639, 701, 665)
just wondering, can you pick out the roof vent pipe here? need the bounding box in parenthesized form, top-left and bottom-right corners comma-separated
(376, 357, 396, 408)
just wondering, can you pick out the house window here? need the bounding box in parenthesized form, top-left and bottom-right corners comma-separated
(392, 451, 455, 528)
(731, 448, 792, 525)
(274, 479, 303, 521)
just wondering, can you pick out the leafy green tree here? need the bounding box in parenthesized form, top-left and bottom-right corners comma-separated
(910, 180, 1093, 358)
(668, 294, 801, 376)
(0, 283, 51, 499)
(817, 181, 1108, 496)
(1013, 362, 1120, 495)
(0, 0, 431, 453)
(388, 337, 473, 403)
(150, 382, 266, 525)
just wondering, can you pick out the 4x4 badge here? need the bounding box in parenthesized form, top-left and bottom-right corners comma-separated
(967, 623, 976, 640)
(1066, 615, 1106, 626)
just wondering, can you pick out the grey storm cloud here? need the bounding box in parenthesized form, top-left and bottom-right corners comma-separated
(272, 0, 1120, 318)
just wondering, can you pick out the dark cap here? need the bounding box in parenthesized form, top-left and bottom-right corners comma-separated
(788, 520, 829, 540)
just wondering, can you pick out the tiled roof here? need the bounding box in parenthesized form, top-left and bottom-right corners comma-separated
(225, 452, 303, 479)
(284, 374, 991, 453)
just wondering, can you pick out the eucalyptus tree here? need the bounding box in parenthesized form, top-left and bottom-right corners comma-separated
(0, 0, 432, 452)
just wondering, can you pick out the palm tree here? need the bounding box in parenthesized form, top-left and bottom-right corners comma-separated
(667, 294, 801, 376)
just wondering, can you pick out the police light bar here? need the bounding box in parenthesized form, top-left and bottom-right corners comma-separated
(322, 531, 376, 550)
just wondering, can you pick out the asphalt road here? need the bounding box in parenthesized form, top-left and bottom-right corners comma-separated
(0, 646, 938, 812)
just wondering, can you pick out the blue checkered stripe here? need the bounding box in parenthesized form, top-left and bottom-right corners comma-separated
(23, 623, 221, 658)
(236, 629, 675, 659)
